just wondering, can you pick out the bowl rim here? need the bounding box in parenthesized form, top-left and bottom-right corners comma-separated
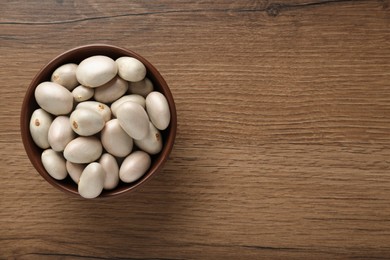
(20, 44, 177, 199)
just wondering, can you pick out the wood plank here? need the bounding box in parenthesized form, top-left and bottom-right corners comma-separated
(1, 0, 389, 259)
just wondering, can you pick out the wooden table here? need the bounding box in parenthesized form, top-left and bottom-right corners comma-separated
(1, 1, 390, 259)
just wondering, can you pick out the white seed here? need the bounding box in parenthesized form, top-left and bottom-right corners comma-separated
(76, 55, 118, 88)
(70, 108, 104, 136)
(116, 56, 146, 82)
(101, 119, 133, 157)
(29, 108, 52, 149)
(117, 101, 149, 140)
(34, 81, 73, 115)
(64, 136, 102, 163)
(41, 149, 67, 180)
(119, 151, 151, 183)
(66, 161, 85, 184)
(134, 122, 163, 155)
(110, 94, 145, 118)
(76, 101, 111, 122)
(51, 63, 78, 91)
(128, 78, 154, 97)
(94, 76, 128, 103)
(99, 153, 119, 190)
(78, 162, 105, 199)
(146, 91, 171, 130)
(72, 85, 94, 102)
(48, 116, 75, 151)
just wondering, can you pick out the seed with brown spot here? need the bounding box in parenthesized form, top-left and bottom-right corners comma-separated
(35, 119, 40, 126)
(98, 104, 104, 110)
(155, 133, 160, 141)
(72, 121, 78, 129)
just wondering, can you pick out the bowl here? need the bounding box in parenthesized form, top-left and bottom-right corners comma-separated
(20, 44, 177, 198)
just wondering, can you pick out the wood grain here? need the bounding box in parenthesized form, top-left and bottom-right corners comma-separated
(1, 0, 390, 259)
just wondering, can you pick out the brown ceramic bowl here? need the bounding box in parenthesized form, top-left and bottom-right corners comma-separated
(20, 44, 177, 198)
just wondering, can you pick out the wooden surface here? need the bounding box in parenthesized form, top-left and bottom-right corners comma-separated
(1, 0, 390, 259)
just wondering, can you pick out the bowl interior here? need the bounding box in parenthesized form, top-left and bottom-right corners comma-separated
(20, 44, 177, 198)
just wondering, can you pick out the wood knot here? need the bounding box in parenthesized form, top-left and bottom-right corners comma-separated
(266, 3, 282, 17)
